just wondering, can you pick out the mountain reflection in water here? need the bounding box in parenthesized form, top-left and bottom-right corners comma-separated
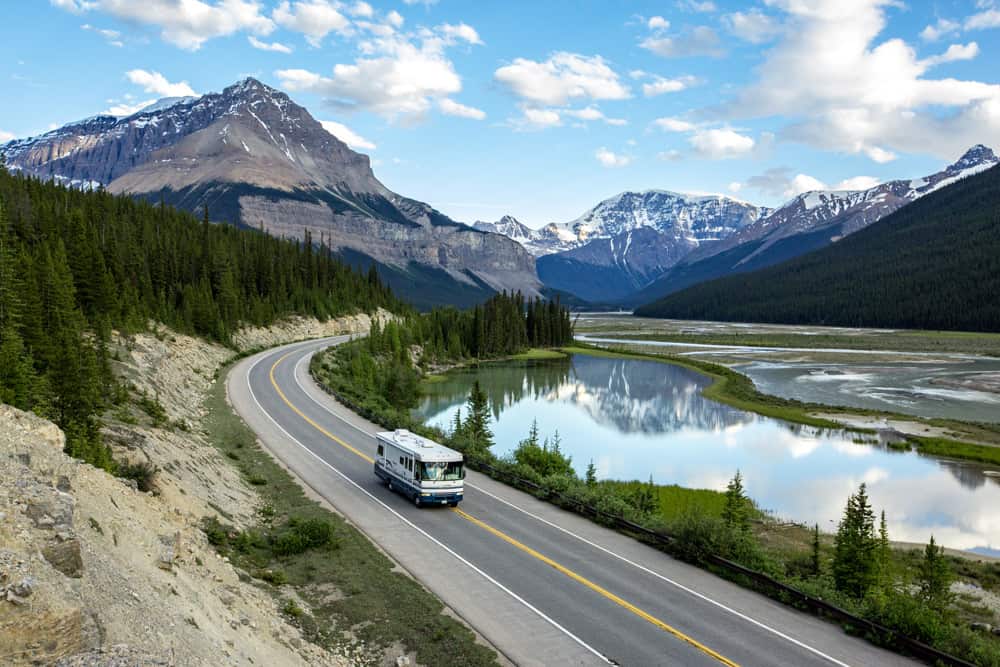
(416, 354, 1000, 555)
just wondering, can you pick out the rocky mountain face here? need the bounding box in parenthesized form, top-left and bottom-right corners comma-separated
(1, 78, 539, 309)
(532, 191, 770, 302)
(631, 144, 1000, 306)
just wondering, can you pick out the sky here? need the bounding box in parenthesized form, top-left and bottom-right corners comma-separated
(2, 0, 1000, 227)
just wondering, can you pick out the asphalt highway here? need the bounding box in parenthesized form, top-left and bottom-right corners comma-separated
(227, 336, 917, 667)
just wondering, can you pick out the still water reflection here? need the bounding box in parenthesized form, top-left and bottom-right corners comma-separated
(415, 354, 1000, 555)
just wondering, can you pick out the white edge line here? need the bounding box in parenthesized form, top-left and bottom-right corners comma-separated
(240, 347, 612, 665)
(290, 346, 852, 667)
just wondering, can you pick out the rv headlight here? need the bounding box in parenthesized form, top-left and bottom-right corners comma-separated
(421, 493, 431, 496)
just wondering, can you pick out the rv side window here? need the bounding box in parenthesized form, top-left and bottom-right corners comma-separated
(399, 456, 405, 466)
(377, 444, 384, 457)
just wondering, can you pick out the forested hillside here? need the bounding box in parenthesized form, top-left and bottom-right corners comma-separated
(635, 164, 1000, 332)
(0, 167, 401, 466)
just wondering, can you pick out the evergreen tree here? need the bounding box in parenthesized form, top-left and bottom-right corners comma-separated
(918, 536, 953, 612)
(585, 460, 597, 487)
(833, 483, 878, 598)
(876, 510, 892, 589)
(629, 475, 658, 516)
(810, 523, 822, 577)
(463, 380, 493, 450)
(722, 470, 752, 534)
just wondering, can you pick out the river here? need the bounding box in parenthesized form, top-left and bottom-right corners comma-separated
(415, 353, 1000, 556)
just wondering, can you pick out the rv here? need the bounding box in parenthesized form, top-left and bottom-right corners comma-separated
(374, 429, 465, 507)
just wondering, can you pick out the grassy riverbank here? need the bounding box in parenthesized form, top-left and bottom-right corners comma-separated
(562, 344, 1000, 467)
(202, 363, 499, 667)
(578, 323, 1000, 357)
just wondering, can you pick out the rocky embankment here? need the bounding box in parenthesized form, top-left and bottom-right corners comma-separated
(0, 313, 385, 666)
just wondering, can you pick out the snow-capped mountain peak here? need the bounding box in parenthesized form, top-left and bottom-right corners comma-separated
(483, 189, 771, 258)
(946, 144, 997, 175)
(685, 144, 999, 269)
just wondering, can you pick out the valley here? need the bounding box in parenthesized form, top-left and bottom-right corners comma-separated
(3, 6, 1000, 662)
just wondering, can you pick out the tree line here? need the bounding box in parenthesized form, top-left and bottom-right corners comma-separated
(636, 164, 1000, 332)
(0, 168, 401, 467)
(319, 291, 573, 428)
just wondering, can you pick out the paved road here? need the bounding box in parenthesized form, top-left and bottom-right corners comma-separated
(228, 337, 917, 667)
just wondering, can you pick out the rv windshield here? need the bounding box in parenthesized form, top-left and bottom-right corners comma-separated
(419, 461, 464, 482)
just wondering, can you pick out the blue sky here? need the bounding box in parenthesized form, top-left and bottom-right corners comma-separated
(3, 0, 1000, 226)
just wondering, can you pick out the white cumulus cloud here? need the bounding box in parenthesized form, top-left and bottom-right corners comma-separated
(595, 147, 631, 168)
(494, 52, 630, 106)
(920, 42, 979, 67)
(647, 16, 669, 31)
(723, 9, 782, 43)
(920, 18, 960, 42)
(320, 119, 376, 150)
(0, 129, 17, 142)
(654, 117, 697, 132)
(276, 25, 481, 121)
(642, 75, 697, 97)
(53, 0, 275, 51)
(438, 98, 486, 120)
(728, 0, 1000, 161)
(640, 26, 723, 58)
(248, 35, 292, 53)
(273, 0, 350, 47)
(689, 127, 755, 159)
(126, 69, 197, 97)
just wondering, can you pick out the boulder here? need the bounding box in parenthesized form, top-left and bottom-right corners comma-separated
(42, 539, 84, 578)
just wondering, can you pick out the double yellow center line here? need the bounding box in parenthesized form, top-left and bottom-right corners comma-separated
(266, 351, 739, 666)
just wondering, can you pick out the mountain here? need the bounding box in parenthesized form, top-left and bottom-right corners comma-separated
(1, 78, 539, 309)
(635, 162, 1000, 332)
(533, 190, 770, 302)
(473, 216, 580, 256)
(631, 145, 1000, 306)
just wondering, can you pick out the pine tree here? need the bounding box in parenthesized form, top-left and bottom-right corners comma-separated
(585, 460, 597, 487)
(463, 380, 493, 450)
(918, 536, 953, 612)
(833, 483, 878, 598)
(722, 470, 752, 534)
(810, 523, 822, 577)
(876, 510, 892, 589)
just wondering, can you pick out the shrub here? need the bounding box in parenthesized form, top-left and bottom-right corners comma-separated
(271, 518, 335, 557)
(203, 517, 229, 547)
(116, 460, 159, 492)
(256, 569, 288, 585)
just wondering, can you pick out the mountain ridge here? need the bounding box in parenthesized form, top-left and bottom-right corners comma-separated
(533, 190, 771, 302)
(634, 161, 1000, 332)
(2, 78, 541, 309)
(627, 144, 999, 306)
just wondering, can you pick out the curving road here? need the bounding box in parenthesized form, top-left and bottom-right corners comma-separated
(228, 337, 916, 667)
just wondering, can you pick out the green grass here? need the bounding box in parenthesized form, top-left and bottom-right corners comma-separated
(602, 481, 729, 521)
(202, 363, 499, 667)
(913, 437, 1000, 467)
(508, 348, 568, 360)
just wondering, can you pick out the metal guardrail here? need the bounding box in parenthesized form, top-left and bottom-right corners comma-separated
(314, 370, 975, 667)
